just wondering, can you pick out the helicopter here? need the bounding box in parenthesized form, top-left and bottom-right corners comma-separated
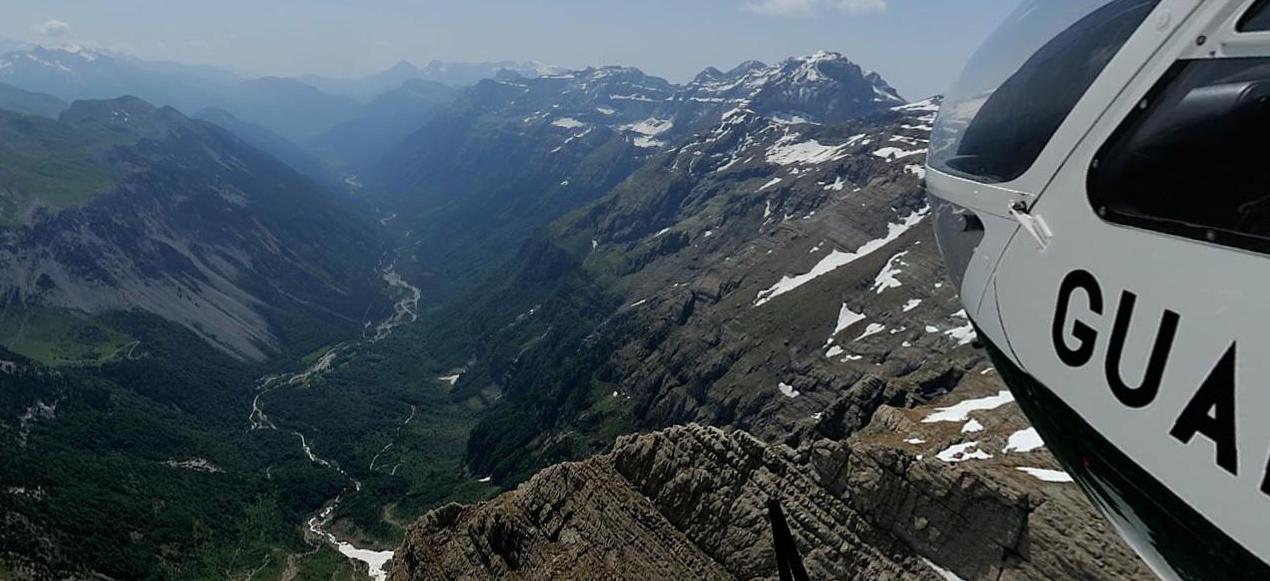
(926, 0, 1270, 578)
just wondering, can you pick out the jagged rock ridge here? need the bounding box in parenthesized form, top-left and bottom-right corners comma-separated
(395, 420, 1150, 580)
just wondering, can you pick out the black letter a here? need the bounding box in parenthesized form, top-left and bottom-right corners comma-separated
(1170, 343, 1239, 476)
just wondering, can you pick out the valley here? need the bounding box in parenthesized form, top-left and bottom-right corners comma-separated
(0, 39, 1153, 581)
(248, 256, 422, 581)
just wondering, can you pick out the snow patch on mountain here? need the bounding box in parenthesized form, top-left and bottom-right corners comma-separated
(1003, 427, 1044, 453)
(855, 323, 886, 342)
(893, 97, 941, 113)
(922, 390, 1014, 423)
(551, 117, 586, 129)
(936, 441, 992, 463)
(873, 146, 927, 161)
(872, 251, 907, 294)
(833, 304, 866, 336)
(765, 132, 868, 167)
(754, 206, 928, 306)
(1017, 467, 1074, 483)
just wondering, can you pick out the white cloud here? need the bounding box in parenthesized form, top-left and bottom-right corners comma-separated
(838, 0, 887, 13)
(745, 0, 819, 15)
(745, 0, 887, 15)
(31, 20, 71, 38)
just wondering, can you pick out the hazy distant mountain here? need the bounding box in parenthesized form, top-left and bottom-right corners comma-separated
(119, 54, 243, 87)
(311, 78, 460, 173)
(195, 106, 343, 187)
(0, 45, 227, 113)
(0, 37, 26, 54)
(0, 82, 66, 117)
(415, 59, 566, 86)
(0, 45, 357, 144)
(300, 61, 430, 100)
(218, 76, 361, 144)
(302, 59, 567, 99)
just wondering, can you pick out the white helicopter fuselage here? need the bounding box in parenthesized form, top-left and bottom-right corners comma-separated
(927, 1, 1270, 578)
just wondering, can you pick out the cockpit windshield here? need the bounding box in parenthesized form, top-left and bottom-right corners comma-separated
(928, 0, 1160, 184)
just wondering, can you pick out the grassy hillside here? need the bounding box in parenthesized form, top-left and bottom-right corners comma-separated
(0, 110, 115, 225)
(0, 307, 132, 366)
(0, 83, 67, 118)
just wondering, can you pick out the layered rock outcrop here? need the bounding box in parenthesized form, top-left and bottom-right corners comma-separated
(395, 396, 1151, 580)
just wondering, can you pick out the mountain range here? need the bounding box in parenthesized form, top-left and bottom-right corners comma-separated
(0, 45, 1152, 581)
(300, 60, 566, 99)
(0, 45, 558, 147)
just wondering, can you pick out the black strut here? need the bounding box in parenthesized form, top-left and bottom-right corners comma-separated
(767, 496, 811, 581)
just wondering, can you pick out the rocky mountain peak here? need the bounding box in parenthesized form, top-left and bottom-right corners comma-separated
(58, 95, 187, 139)
(0, 45, 106, 80)
(417, 59, 567, 85)
(61, 95, 158, 121)
(724, 59, 768, 79)
(692, 66, 726, 85)
(493, 68, 527, 82)
(7, 44, 109, 65)
(437, 51, 905, 161)
(678, 52, 904, 126)
(386, 60, 421, 76)
(781, 51, 853, 81)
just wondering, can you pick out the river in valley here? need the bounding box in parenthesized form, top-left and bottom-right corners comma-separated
(248, 257, 421, 581)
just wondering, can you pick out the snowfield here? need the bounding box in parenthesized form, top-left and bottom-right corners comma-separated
(551, 117, 586, 129)
(922, 390, 1015, 423)
(1017, 467, 1074, 483)
(754, 206, 929, 306)
(1003, 427, 1044, 453)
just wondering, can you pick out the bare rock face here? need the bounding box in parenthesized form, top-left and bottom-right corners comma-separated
(608, 426, 928, 580)
(839, 389, 1150, 581)
(393, 408, 1153, 580)
(390, 457, 733, 580)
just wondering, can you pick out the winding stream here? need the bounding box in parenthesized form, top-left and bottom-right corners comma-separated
(247, 258, 422, 581)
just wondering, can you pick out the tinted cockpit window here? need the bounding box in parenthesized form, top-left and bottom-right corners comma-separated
(1090, 58, 1270, 253)
(929, 0, 1159, 183)
(1239, 0, 1270, 31)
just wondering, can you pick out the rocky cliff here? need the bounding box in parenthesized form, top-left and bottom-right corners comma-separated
(394, 399, 1150, 580)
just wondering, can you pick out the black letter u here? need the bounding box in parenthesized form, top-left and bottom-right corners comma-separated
(1105, 291, 1180, 408)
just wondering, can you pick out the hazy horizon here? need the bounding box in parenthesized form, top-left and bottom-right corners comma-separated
(1, 0, 1021, 99)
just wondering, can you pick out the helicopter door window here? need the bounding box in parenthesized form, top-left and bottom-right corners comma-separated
(1238, 0, 1270, 31)
(1090, 58, 1270, 253)
(928, 0, 1160, 184)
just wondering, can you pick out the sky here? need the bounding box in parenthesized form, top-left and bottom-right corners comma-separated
(0, 0, 1022, 98)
